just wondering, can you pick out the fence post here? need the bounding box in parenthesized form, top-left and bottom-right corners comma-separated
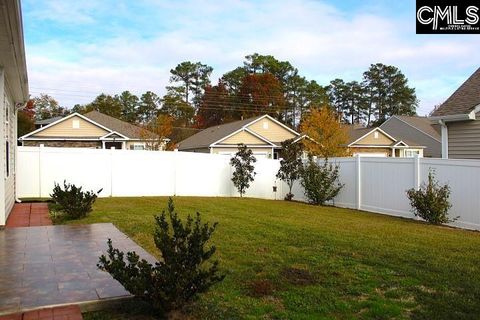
(38, 145, 43, 198)
(110, 147, 114, 197)
(413, 154, 420, 190)
(355, 154, 361, 210)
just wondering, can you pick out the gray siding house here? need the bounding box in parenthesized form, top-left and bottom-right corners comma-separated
(380, 115, 441, 158)
(430, 68, 480, 159)
(0, 0, 29, 226)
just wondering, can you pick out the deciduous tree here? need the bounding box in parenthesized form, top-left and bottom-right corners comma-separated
(230, 144, 256, 197)
(276, 139, 303, 200)
(139, 114, 173, 151)
(300, 106, 349, 158)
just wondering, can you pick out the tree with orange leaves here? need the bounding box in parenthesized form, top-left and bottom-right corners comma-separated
(139, 114, 173, 151)
(300, 106, 349, 158)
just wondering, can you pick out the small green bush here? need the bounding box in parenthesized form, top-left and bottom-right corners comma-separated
(300, 158, 343, 205)
(98, 198, 225, 316)
(50, 181, 102, 219)
(406, 169, 455, 224)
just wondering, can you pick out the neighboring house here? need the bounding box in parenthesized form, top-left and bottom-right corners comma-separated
(177, 114, 301, 159)
(380, 115, 441, 158)
(347, 126, 426, 157)
(0, 0, 29, 226)
(19, 111, 168, 150)
(430, 68, 480, 159)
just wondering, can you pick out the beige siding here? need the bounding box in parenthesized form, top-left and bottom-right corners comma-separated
(33, 115, 109, 137)
(212, 146, 273, 158)
(219, 130, 266, 145)
(448, 120, 480, 159)
(355, 130, 394, 145)
(247, 118, 297, 143)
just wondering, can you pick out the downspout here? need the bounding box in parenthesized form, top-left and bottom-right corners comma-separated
(439, 120, 448, 159)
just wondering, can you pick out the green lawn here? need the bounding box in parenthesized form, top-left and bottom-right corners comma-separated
(63, 197, 480, 319)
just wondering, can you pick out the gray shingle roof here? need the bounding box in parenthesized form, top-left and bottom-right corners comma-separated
(381, 115, 441, 141)
(431, 67, 480, 117)
(177, 115, 266, 150)
(83, 111, 147, 139)
(35, 116, 63, 125)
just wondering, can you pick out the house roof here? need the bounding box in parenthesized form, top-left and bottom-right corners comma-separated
(347, 124, 424, 148)
(82, 111, 145, 139)
(21, 111, 156, 141)
(177, 115, 265, 149)
(381, 115, 441, 141)
(35, 116, 63, 125)
(431, 68, 480, 117)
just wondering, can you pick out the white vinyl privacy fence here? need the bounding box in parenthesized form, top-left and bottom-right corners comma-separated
(17, 146, 480, 231)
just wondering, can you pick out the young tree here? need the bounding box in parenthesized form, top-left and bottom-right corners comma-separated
(406, 169, 455, 224)
(300, 158, 343, 205)
(276, 139, 303, 200)
(139, 114, 173, 151)
(230, 144, 256, 197)
(98, 198, 224, 316)
(300, 106, 349, 158)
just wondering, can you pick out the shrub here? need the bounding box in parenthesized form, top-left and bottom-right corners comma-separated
(276, 138, 303, 201)
(406, 169, 455, 224)
(300, 158, 343, 205)
(50, 181, 102, 219)
(230, 143, 256, 197)
(98, 198, 225, 316)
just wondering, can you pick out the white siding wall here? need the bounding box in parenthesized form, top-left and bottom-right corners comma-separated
(16, 148, 480, 231)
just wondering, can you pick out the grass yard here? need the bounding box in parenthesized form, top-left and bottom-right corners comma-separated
(63, 197, 480, 319)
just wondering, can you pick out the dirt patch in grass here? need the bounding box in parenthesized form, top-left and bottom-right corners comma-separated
(246, 279, 276, 297)
(281, 267, 316, 286)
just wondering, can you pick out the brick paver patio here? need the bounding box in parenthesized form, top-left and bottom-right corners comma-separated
(0, 223, 157, 317)
(6, 203, 52, 228)
(0, 305, 82, 320)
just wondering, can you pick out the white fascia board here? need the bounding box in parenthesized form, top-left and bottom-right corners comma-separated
(247, 114, 301, 136)
(100, 131, 129, 140)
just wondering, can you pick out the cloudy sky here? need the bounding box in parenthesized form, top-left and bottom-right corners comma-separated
(23, 0, 480, 115)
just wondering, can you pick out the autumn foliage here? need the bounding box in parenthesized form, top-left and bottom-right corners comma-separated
(139, 114, 173, 150)
(300, 106, 349, 158)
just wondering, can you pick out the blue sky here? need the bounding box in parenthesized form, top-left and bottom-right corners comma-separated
(22, 0, 480, 115)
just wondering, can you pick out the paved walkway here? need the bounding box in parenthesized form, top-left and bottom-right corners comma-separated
(0, 223, 157, 317)
(6, 203, 52, 228)
(0, 305, 82, 320)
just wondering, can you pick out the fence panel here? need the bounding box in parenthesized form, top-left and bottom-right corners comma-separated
(16, 147, 480, 231)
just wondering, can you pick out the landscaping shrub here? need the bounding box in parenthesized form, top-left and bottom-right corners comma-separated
(300, 158, 343, 205)
(50, 181, 102, 219)
(98, 198, 225, 317)
(230, 143, 256, 197)
(406, 169, 455, 224)
(276, 138, 303, 201)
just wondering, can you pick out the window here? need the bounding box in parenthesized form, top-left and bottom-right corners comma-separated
(405, 150, 420, 158)
(374, 131, 379, 139)
(263, 121, 269, 129)
(72, 120, 80, 129)
(130, 143, 145, 150)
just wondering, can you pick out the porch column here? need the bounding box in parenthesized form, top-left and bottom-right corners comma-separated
(391, 148, 395, 158)
(440, 120, 448, 159)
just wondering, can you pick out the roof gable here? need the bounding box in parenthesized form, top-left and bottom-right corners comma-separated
(431, 68, 480, 117)
(380, 115, 441, 142)
(20, 113, 112, 140)
(177, 114, 297, 150)
(83, 111, 150, 139)
(216, 129, 272, 145)
(348, 127, 397, 147)
(246, 117, 298, 143)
